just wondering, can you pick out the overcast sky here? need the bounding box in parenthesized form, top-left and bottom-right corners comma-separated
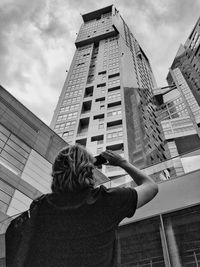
(0, 0, 200, 125)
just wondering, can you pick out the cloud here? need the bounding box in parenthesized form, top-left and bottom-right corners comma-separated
(0, 0, 199, 124)
(115, 0, 200, 86)
(0, 0, 75, 124)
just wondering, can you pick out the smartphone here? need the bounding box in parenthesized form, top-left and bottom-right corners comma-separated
(94, 154, 107, 166)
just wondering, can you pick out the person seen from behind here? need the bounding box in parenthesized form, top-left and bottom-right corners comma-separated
(26, 144, 158, 267)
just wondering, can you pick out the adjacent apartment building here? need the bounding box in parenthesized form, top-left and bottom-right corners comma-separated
(154, 16, 200, 178)
(167, 17, 200, 106)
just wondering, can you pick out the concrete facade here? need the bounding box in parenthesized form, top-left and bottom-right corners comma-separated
(50, 5, 167, 183)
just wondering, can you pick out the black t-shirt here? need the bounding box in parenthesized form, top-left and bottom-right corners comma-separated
(26, 185, 138, 267)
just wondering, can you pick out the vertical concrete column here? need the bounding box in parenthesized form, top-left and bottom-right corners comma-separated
(164, 217, 182, 267)
(116, 230, 121, 266)
(159, 215, 171, 267)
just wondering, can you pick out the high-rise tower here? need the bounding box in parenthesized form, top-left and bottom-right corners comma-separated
(50, 5, 166, 182)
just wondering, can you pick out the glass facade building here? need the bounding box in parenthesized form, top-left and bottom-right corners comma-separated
(0, 85, 68, 265)
(0, 86, 69, 229)
(0, 85, 108, 265)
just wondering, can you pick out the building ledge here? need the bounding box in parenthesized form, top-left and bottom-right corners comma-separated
(121, 168, 200, 225)
(75, 29, 118, 48)
(82, 5, 113, 22)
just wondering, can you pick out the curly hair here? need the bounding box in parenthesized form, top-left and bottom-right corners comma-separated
(51, 144, 95, 193)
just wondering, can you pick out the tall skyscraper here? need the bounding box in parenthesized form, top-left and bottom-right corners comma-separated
(50, 5, 167, 183)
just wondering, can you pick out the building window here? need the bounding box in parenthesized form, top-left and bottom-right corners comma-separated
(107, 101, 121, 109)
(60, 104, 79, 113)
(63, 130, 74, 137)
(97, 83, 106, 88)
(54, 120, 76, 131)
(62, 96, 81, 105)
(95, 97, 105, 104)
(57, 112, 78, 122)
(0, 124, 31, 175)
(98, 71, 107, 75)
(98, 123, 104, 129)
(108, 73, 120, 79)
(91, 135, 104, 144)
(94, 114, 104, 120)
(108, 92, 121, 100)
(107, 109, 122, 117)
(108, 86, 120, 92)
(107, 130, 123, 141)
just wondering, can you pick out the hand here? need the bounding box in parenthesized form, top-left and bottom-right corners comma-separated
(101, 150, 127, 167)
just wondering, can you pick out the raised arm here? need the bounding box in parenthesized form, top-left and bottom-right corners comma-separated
(101, 150, 158, 209)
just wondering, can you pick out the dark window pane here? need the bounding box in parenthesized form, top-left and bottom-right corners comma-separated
(0, 156, 22, 175)
(0, 132, 8, 143)
(0, 180, 14, 196)
(0, 189, 11, 204)
(0, 139, 5, 149)
(0, 124, 10, 137)
(1, 151, 24, 170)
(7, 139, 29, 158)
(4, 145, 27, 164)
(10, 135, 31, 153)
(0, 200, 7, 213)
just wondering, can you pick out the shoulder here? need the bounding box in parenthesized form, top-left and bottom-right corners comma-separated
(30, 194, 46, 209)
(95, 185, 137, 201)
(96, 186, 138, 221)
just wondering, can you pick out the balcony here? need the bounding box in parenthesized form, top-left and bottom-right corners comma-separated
(84, 86, 94, 99)
(77, 118, 89, 137)
(81, 101, 92, 114)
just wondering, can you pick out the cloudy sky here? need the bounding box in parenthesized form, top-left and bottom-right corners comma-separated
(0, 0, 200, 125)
